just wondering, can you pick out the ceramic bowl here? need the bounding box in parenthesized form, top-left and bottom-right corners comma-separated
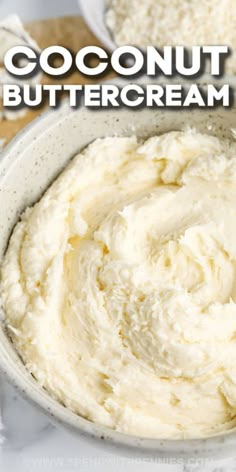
(80, 0, 116, 51)
(0, 84, 236, 458)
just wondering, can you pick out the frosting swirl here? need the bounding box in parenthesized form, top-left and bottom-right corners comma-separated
(2, 130, 236, 438)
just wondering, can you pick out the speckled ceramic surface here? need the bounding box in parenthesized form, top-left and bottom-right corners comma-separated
(0, 82, 236, 458)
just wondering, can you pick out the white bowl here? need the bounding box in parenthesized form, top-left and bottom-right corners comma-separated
(80, 0, 116, 51)
(1, 82, 236, 458)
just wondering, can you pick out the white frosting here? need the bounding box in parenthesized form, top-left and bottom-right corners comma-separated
(2, 130, 236, 439)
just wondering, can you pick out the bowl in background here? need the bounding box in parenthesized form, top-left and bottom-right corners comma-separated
(80, 0, 116, 51)
(79, 0, 236, 84)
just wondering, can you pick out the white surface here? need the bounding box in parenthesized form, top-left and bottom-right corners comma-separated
(0, 376, 236, 472)
(0, 0, 80, 22)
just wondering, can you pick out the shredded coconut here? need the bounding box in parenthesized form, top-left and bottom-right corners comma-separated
(106, 0, 236, 73)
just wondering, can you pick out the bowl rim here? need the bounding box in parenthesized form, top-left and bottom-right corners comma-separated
(79, 0, 116, 52)
(1, 81, 236, 458)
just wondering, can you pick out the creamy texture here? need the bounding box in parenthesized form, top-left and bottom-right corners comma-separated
(2, 130, 236, 439)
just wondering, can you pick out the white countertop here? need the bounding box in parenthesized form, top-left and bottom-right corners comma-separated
(0, 1, 236, 471)
(1, 374, 236, 472)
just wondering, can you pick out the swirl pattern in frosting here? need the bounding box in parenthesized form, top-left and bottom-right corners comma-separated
(2, 129, 236, 438)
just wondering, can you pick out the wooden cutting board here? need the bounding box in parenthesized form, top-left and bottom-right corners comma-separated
(0, 16, 115, 145)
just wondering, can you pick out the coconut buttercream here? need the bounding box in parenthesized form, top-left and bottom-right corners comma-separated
(2, 129, 236, 439)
